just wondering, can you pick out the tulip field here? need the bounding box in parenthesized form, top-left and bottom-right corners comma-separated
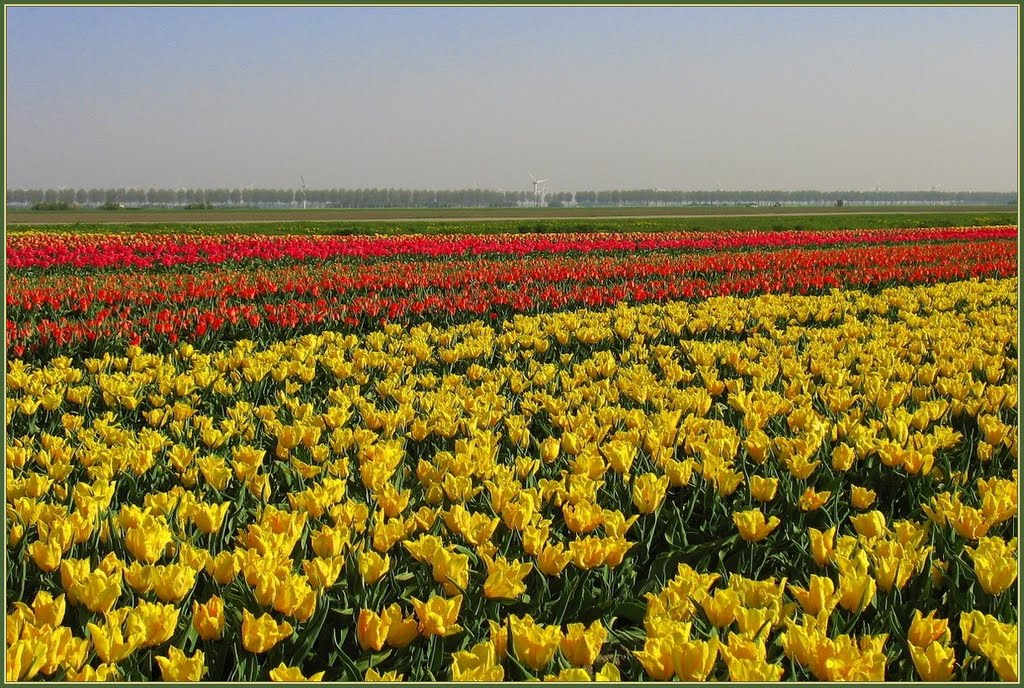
(4, 224, 1019, 681)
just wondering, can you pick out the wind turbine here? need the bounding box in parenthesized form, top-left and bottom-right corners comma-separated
(529, 171, 549, 207)
(299, 176, 309, 210)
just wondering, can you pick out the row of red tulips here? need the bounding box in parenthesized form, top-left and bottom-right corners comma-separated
(7, 238, 1012, 314)
(6, 225, 1016, 270)
(7, 239, 1015, 361)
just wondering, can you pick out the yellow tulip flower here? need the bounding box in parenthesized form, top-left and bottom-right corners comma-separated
(510, 614, 562, 670)
(192, 596, 226, 641)
(241, 609, 293, 654)
(451, 641, 504, 681)
(411, 594, 463, 637)
(560, 620, 607, 667)
(749, 475, 778, 503)
(269, 663, 325, 681)
(155, 647, 205, 682)
(733, 509, 780, 542)
(851, 511, 887, 540)
(965, 536, 1018, 595)
(365, 668, 404, 681)
(356, 609, 389, 651)
(382, 604, 419, 648)
(358, 550, 391, 585)
(798, 487, 831, 512)
(909, 641, 955, 682)
(483, 555, 533, 600)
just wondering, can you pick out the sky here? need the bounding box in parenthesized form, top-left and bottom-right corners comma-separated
(4, 6, 1019, 192)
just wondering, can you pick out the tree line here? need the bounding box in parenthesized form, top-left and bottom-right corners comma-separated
(6, 187, 1017, 209)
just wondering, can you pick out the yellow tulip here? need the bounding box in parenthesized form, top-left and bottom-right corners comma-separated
(365, 668, 404, 681)
(192, 596, 226, 641)
(411, 594, 463, 637)
(35, 625, 74, 676)
(540, 438, 560, 464)
(451, 641, 504, 681)
(701, 588, 742, 628)
(977, 625, 1018, 682)
(632, 473, 669, 514)
(789, 575, 839, 617)
(869, 541, 918, 593)
(128, 600, 179, 647)
(749, 475, 778, 502)
(155, 647, 205, 682)
(671, 636, 719, 681)
(568, 537, 606, 569)
(733, 509, 780, 542)
(720, 633, 784, 681)
(634, 636, 676, 681)
(489, 619, 510, 660)
(909, 641, 955, 682)
(946, 501, 993, 540)
(965, 536, 1018, 595)
(189, 501, 230, 534)
(510, 614, 562, 670)
(561, 430, 583, 457)
(850, 485, 876, 510)
(523, 520, 552, 556)
(831, 443, 856, 471)
(745, 429, 771, 463)
(537, 543, 572, 576)
(483, 555, 533, 600)
(382, 604, 419, 648)
(563, 501, 604, 534)
(65, 663, 120, 682)
(28, 538, 63, 572)
(601, 510, 638, 539)
(601, 440, 636, 475)
(447, 504, 501, 543)
(73, 566, 122, 615)
(199, 551, 236, 585)
(303, 556, 344, 589)
(798, 487, 831, 512)
(8, 522, 24, 548)
(560, 620, 607, 667)
(6, 638, 48, 681)
(733, 605, 777, 637)
(241, 609, 293, 654)
(356, 609, 389, 651)
(906, 609, 950, 648)
(604, 537, 634, 568)
(809, 527, 836, 567)
(430, 548, 470, 596)
(851, 511, 887, 540)
(837, 570, 876, 613)
(269, 663, 325, 681)
(30, 590, 65, 628)
(153, 563, 198, 603)
(124, 517, 173, 564)
(358, 550, 391, 585)
(86, 616, 144, 665)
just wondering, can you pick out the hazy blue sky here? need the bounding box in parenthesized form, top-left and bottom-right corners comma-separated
(5, 6, 1018, 191)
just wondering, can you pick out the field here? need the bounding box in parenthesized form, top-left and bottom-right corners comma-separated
(4, 218, 1019, 682)
(4, 207, 1018, 237)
